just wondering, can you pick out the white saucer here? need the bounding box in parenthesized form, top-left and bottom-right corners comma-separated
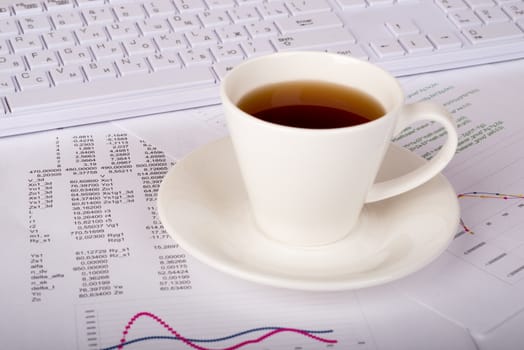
(157, 137, 459, 291)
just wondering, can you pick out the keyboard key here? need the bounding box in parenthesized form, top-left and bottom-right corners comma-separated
(49, 66, 85, 85)
(50, 11, 84, 29)
(502, 3, 524, 21)
(368, 0, 395, 5)
(216, 23, 250, 42)
(236, 0, 260, 5)
(180, 48, 214, 65)
(147, 52, 181, 71)
(154, 32, 187, 51)
(90, 41, 124, 60)
(58, 46, 93, 64)
(185, 28, 219, 47)
(122, 37, 157, 56)
(143, 0, 177, 16)
(75, 25, 109, 44)
(18, 15, 52, 33)
(240, 38, 275, 57)
(210, 43, 245, 62)
(113, 3, 147, 21)
(6, 66, 215, 112)
(106, 22, 140, 39)
(435, 0, 468, 11)
(115, 56, 150, 76)
(463, 22, 524, 43)
(44, 0, 75, 11)
(275, 12, 343, 33)
(385, 19, 420, 36)
(213, 60, 242, 79)
(449, 9, 483, 27)
(237, 0, 260, 5)
(427, 31, 463, 49)
(0, 19, 19, 36)
(199, 10, 231, 28)
(205, 0, 235, 9)
(15, 71, 52, 90)
(326, 43, 369, 60)
(0, 74, 17, 94)
(10, 34, 43, 52)
(138, 18, 171, 36)
(0, 55, 25, 73)
(0, 41, 9, 55)
(83, 7, 116, 25)
(77, 0, 106, 7)
(334, 0, 367, 10)
(286, 0, 332, 14)
(168, 13, 200, 31)
(205, 0, 236, 9)
(272, 27, 355, 50)
(173, 0, 207, 13)
(257, 2, 289, 19)
(0, 6, 11, 18)
(464, 0, 495, 7)
(399, 34, 434, 53)
(245, 21, 279, 38)
(13, 2, 44, 15)
(476, 6, 510, 23)
(228, 6, 260, 23)
(42, 30, 77, 48)
(83, 61, 118, 80)
(25, 51, 60, 69)
(369, 39, 406, 57)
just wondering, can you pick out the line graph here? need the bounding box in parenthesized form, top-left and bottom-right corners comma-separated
(457, 191, 524, 234)
(76, 281, 373, 350)
(448, 187, 524, 283)
(101, 311, 338, 350)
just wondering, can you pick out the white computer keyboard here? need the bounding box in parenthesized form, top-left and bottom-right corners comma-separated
(0, 0, 523, 136)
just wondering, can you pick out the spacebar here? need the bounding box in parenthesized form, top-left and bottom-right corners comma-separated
(6, 66, 216, 113)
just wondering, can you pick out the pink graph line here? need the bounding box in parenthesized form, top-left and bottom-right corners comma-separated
(117, 311, 338, 350)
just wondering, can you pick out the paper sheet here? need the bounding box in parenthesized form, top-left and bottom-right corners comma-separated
(117, 59, 524, 343)
(0, 120, 475, 350)
(391, 60, 524, 334)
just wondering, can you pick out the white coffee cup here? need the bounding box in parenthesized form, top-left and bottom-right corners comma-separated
(220, 52, 458, 247)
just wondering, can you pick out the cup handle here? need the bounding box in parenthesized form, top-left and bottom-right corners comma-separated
(365, 101, 458, 203)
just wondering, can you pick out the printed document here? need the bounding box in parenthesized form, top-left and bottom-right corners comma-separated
(2, 59, 524, 350)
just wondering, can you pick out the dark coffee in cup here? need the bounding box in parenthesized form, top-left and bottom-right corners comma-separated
(237, 80, 385, 129)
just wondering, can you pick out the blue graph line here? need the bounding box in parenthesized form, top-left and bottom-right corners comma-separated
(101, 327, 334, 350)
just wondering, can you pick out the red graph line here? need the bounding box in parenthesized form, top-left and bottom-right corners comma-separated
(459, 218, 473, 234)
(117, 311, 338, 350)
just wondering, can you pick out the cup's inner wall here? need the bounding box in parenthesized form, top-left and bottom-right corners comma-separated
(223, 53, 403, 115)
